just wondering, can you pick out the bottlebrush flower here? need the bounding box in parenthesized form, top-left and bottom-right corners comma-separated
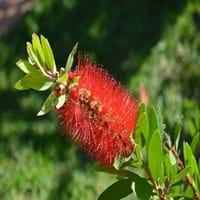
(59, 55, 138, 168)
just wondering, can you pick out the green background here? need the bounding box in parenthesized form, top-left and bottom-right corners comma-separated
(0, 0, 199, 199)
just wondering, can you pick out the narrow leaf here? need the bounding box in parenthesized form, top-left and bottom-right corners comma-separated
(15, 76, 31, 90)
(164, 153, 172, 177)
(174, 121, 182, 149)
(137, 112, 149, 142)
(148, 106, 159, 139)
(25, 74, 53, 91)
(41, 35, 56, 72)
(191, 132, 200, 153)
(16, 60, 40, 75)
(187, 119, 196, 137)
(65, 42, 78, 72)
(37, 92, 56, 116)
(55, 94, 66, 109)
(26, 42, 47, 75)
(57, 73, 68, 84)
(148, 130, 163, 180)
(32, 33, 45, 67)
(172, 167, 191, 185)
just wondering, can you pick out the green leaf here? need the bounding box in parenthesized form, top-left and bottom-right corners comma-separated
(15, 76, 31, 90)
(32, 33, 45, 67)
(139, 103, 147, 114)
(65, 42, 78, 72)
(113, 155, 131, 170)
(148, 106, 159, 139)
(26, 42, 47, 75)
(57, 73, 68, 84)
(25, 74, 53, 91)
(164, 153, 172, 177)
(148, 130, 163, 180)
(135, 145, 142, 167)
(169, 150, 176, 166)
(191, 132, 200, 153)
(41, 35, 56, 72)
(157, 106, 164, 134)
(172, 167, 191, 185)
(164, 152, 178, 178)
(183, 142, 200, 191)
(37, 92, 56, 116)
(137, 112, 149, 142)
(174, 121, 182, 149)
(130, 173, 153, 200)
(55, 94, 66, 109)
(16, 60, 40, 74)
(187, 119, 196, 137)
(98, 179, 133, 200)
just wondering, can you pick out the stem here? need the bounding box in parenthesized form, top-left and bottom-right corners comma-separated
(142, 160, 158, 190)
(142, 160, 168, 200)
(171, 146, 200, 200)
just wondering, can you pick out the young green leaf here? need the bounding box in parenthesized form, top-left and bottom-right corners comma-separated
(16, 60, 40, 75)
(26, 42, 47, 76)
(25, 74, 53, 91)
(56, 73, 68, 84)
(32, 33, 45, 67)
(41, 35, 56, 72)
(15, 76, 31, 90)
(55, 94, 66, 109)
(37, 92, 56, 116)
(65, 42, 78, 72)
(98, 179, 133, 200)
(148, 130, 163, 180)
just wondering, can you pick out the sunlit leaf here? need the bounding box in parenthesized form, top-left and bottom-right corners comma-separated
(32, 33, 45, 67)
(15, 76, 31, 90)
(25, 74, 53, 91)
(37, 92, 56, 116)
(40, 35, 56, 72)
(57, 73, 68, 84)
(26, 42, 47, 75)
(16, 60, 40, 75)
(55, 94, 66, 109)
(171, 167, 191, 185)
(65, 42, 78, 72)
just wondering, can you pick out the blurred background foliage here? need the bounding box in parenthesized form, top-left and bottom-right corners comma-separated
(0, 0, 200, 199)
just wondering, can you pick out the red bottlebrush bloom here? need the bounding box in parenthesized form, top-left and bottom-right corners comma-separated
(59, 55, 138, 168)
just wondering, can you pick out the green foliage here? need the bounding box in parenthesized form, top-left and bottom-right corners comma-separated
(1, 0, 200, 199)
(99, 105, 200, 200)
